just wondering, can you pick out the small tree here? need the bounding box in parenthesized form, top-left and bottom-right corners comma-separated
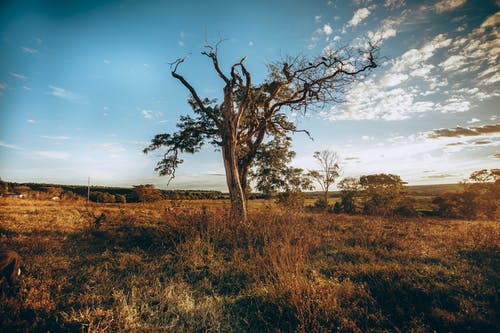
(465, 168, 499, 219)
(359, 174, 406, 216)
(309, 150, 341, 209)
(338, 177, 361, 214)
(132, 184, 163, 203)
(250, 133, 312, 197)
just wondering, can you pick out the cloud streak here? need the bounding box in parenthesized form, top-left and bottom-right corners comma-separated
(91, 143, 126, 152)
(10, 72, 27, 80)
(41, 135, 71, 140)
(47, 85, 79, 101)
(434, 0, 467, 13)
(0, 141, 22, 150)
(21, 46, 38, 54)
(34, 151, 71, 160)
(427, 124, 500, 138)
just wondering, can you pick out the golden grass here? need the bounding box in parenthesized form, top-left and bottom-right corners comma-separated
(0, 198, 498, 332)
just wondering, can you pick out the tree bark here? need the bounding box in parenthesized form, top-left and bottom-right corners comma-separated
(221, 136, 247, 222)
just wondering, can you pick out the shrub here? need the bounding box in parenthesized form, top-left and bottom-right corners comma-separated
(275, 190, 306, 210)
(338, 177, 360, 215)
(313, 198, 328, 210)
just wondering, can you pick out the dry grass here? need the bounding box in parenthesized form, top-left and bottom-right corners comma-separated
(0, 198, 498, 332)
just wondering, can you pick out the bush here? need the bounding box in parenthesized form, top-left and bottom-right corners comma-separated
(275, 191, 306, 210)
(433, 188, 498, 220)
(313, 198, 328, 210)
(395, 200, 419, 217)
(332, 202, 342, 214)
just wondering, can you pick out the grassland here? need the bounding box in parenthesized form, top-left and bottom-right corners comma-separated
(0, 198, 498, 332)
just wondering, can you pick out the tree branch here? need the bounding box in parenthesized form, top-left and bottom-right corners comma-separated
(201, 40, 230, 84)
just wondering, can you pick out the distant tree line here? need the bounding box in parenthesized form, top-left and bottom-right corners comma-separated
(1, 168, 497, 220)
(0, 180, 225, 203)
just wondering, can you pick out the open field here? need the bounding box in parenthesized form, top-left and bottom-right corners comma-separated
(1, 198, 499, 332)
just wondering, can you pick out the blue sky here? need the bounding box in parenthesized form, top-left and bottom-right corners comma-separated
(0, 0, 499, 191)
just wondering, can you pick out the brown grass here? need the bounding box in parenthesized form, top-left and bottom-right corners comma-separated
(0, 198, 498, 332)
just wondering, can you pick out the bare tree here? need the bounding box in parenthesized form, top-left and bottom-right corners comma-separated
(144, 41, 378, 222)
(309, 150, 341, 209)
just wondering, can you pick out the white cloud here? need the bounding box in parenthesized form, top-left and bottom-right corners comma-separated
(0, 83, 6, 90)
(26, 119, 36, 123)
(0, 141, 22, 150)
(141, 109, 163, 119)
(323, 24, 333, 35)
(10, 72, 27, 80)
(443, 12, 500, 88)
(409, 64, 435, 77)
(325, 81, 435, 121)
(348, 8, 371, 27)
(41, 135, 71, 140)
(322, 17, 500, 123)
(21, 46, 38, 54)
(467, 118, 480, 124)
(91, 143, 126, 152)
(142, 109, 153, 118)
(434, 0, 467, 13)
(480, 73, 500, 85)
(391, 34, 452, 74)
(479, 11, 500, 29)
(48, 85, 79, 101)
(34, 151, 71, 160)
(439, 55, 467, 72)
(381, 73, 409, 87)
(366, 17, 402, 43)
(435, 96, 471, 113)
(384, 0, 405, 9)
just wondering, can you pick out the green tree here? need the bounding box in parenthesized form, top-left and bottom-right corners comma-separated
(144, 41, 378, 222)
(250, 133, 312, 197)
(465, 168, 499, 219)
(338, 177, 361, 214)
(132, 184, 163, 203)
(309, 150, 341, 209)
(359, 174, 406, 216)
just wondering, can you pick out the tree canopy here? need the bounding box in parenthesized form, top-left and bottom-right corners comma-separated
(145, 41, 378, 221)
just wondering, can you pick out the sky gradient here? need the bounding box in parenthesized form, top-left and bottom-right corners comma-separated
(1, 0, 499, 191)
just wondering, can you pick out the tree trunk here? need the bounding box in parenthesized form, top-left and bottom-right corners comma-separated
(324, 189, 329, 210)
(221, 137, 248, 222)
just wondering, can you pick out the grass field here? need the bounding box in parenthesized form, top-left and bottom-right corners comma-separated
(1, 198, 498, 332)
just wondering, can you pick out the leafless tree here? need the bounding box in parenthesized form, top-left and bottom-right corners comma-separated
(309, 150, 341, 208)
